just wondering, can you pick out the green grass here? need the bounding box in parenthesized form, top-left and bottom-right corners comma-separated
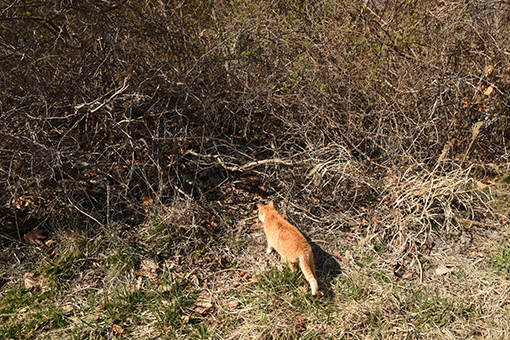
(2, 212, 510, 339)
(0, 275, 197, 339)
(0, 285, 69, 338)
(39, 244, 87, 287)
(256, 265, 306, 296)
(490, 245, 510, 279)
(1, 181, 509, 340)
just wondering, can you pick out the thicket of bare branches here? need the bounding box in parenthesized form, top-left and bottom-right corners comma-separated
(1, 0, 509, 243)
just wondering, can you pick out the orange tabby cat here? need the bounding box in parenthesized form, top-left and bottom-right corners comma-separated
(257, 201, 318, 295)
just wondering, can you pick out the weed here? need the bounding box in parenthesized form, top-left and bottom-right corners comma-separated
(0, 285, 69, 338)
(337, 275, 370, 301)
(490, 245, 510, 279)
(257, 265, 304, 296)
(39, 244, 86, 287)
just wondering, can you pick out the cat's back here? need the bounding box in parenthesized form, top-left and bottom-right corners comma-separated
(263, 207, 310, 253)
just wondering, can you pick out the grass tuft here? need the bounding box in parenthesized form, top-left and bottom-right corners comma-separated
(490, 245, 510, 279)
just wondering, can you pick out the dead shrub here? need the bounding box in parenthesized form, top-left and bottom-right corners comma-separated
(0, 0, 509, 247)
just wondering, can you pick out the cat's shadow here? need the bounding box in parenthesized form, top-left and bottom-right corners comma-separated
(308, 239, 343, 296)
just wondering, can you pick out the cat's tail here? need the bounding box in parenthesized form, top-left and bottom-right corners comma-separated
(299, 252, 318, 295)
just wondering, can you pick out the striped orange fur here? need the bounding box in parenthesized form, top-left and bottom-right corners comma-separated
(257, 201, 318, 295)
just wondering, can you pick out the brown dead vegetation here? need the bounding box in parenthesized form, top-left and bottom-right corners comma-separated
(1, 0, 509, 238)
(1, 0, 510, 338)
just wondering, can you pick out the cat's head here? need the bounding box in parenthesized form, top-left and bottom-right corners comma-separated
(256, 200, 274, 223)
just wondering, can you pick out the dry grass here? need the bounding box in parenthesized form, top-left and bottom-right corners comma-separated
(0, 177, 509, 339)
(1, 0, 510, 339)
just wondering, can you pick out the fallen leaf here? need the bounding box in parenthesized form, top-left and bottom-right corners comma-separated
(340, 256, 350, 266)
(191, 298, 214, 315)
(112, 323, 124, 335)
(136, 259, 159, 279)
(142, 197, 154, 214)
(158, 284, 173, 292)
(62, 304, 73, 313)
(421, 240, 434, 255)
(393, 262, 405, 277)
(344, 250, 355, 265)
(181, 315, 190, 324)
(24, 228, 47, 246)
(402, 271, 415, 280)
(24, 273, 43, 291)
(136, 276, 142, 290)
(226, 300, 239, 309)
(44, 247, 56, 256)
(358, 233, 375, 248)
(485, 65, 495, 77)
(435, 265, 453, 276)
(295, 315, 306, 331)
(193, 304, 214, 315)
(484, 83, 495, 96)
(394, 237, 408, 253)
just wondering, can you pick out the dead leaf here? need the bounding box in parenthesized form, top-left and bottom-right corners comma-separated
(343, 250, 355, 266)
(112, 323, 124, 335)
(142, 197, 154, 214)
(484, 83, 495, 96)
(191, 298, 214, 315)
(181, 315, 190, 324)
(311, 195, 321, 205)
(485, 65, 495, 77)
(192, 303, 214, 315)
(435, 265, 454, 276)
(393, 262, 405, 277)
(295, 315, 306, 331)
(24, 273, 43, 291)
(402, 271, 415, 280)
(136, 276, 143, 290)
(24, 228, 47, 246)
(394, 237, 408, 253)
(226, 300, 239, 309)
(136, 259, 159, 279)
(158, 284, 173, 292)
(62, 304, 74, 313)
(44, 247, 56, 256)
(14, 196, 35, 209)
(421, 239, 434, 255)
(340, 256, 350, 266)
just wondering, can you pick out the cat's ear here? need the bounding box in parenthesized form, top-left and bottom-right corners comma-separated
(268, 200, 274, 208)
(257, 203, 263, 209)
